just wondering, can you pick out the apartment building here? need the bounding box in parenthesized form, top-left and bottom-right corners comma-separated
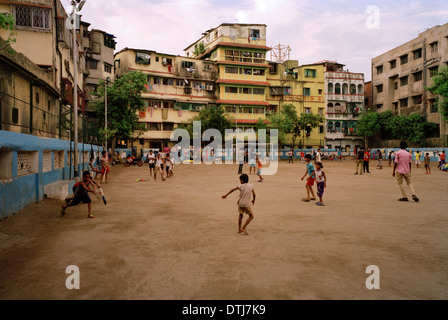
(184, 24, 271, 130)
(114, 48, 217, 153)
(266, 60, 326, 148)
(321, 61, 365, 150)
(372, 23, 448, 144)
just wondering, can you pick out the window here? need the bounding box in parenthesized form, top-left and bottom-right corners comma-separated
(162, 78, 174, 86)
(203, 63, 213, 71)
(305, 69, 317, 77)
(413, 49, 422, 60)
(305, 108, 311, 114)
(13, 5, 51, 30)
(181, 61, 195, 69)
(394, 82, 398, 90)
(249, 29, 260, 40)
(429, 99, 437, 113)
(12, 107, 19, 124)
(176, 79, 185, 87)
(400, 76, 408, 86)
(104, 63, 112, 73)
(225, 67, 238, 74)
(328, 83, 334, 94)
(376, 65, 383, 74)
(400, 54, 408, 65)
(253, 88, 265, 95)
(318, 89, 323, 95)
(114, 59, 120, 69)
(89, 60, 98, 70)
(429, 67, 439, 78)
(153, 77, 161, 85)
(376, 84, 383, 93)
(148, 123, 161, 131)
(376, 104, 383, 109)
(413, 95, 423, 105)
(239, 87, 252, 94)
(399, 98, 408, 108)
(136, 52, 150, 64)
(335, 84, 341, 94)
(253, 69, 265, 76)
(429, 42, 438, 53)
(413, 71, 423, 82)
(163, 123, 174, 131)
(390, 60, 397, 69)
(242, 68, 252, 75)
(318, 108, 324, 115)
(319, 126, 324, 134)
(269, 64, 278, 75)
(225, 87, 238, 94)
(303, 88, 311, 96)
(104, 35, 116, 49)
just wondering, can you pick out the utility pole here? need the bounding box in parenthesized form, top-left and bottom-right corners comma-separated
(70, 0, 86, 178)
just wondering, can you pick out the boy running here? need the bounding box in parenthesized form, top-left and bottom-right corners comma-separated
(155, 153, 166, 181)
(256, 155, 264, 182)
(301, 154, 316, 202)
(147, 150, 156, 180)
(315, 162, 327, 206)
(61, 171, 98, 218)
(424, 153, 431, 174)
(222, 174, 256, 235)
(165, 154, 173, 178)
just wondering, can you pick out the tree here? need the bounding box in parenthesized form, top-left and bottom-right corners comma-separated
(0, 13, 17, 53)
(296, 112, 325, 147)
(267, 104, 299, 148)
(179, 105, 232, 145)
(427, 67, 448, 121)
(92, 71, 148, 151)
(388, 113, 437, 145)
(193, 42, 206, 56)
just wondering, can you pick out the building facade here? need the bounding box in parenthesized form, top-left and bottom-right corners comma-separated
(114, 48, 217, 154)
(372, 23, 448, 145)
(322, 61, 365, 150)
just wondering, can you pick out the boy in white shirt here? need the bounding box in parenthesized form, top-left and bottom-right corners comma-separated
(222, 174, 256, 235)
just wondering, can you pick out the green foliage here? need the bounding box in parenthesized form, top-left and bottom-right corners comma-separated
(427, 67, 448, 121)
(180, 105, 232, 142)
(92, 71, 148, 142)
(193, 42, 206, 56)
(0, 13, 17, 53)
(357, 111, 438, 145)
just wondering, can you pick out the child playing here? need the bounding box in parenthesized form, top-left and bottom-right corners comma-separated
(62, 171, 98, 219)
(314, 162, 327, 206)
(301, 154, 316, 202)
(249, 150, 256, 175)
(88, 157, 101, 180)
(222, 174, 256, 235)
(100, 151, 110, 183)
(147, 150, 156, 180)
(155, 153, 166, 181)
(165, 154, 174, 178)
(424, 153, 431, 174)
(256, 155, 264, 182)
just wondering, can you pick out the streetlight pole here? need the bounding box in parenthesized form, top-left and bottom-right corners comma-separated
(71, 0, 86, 178)
(105, 77, 110, 154)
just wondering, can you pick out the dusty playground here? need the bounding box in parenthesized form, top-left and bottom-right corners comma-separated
(0, 158, 447, 300)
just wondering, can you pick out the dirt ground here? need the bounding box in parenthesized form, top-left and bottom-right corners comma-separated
(0, 158, 447, 300)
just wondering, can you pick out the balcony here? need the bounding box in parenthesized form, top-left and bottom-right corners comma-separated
(327, 94, 364, 103)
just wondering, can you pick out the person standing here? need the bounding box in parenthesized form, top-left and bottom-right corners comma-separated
(315, 149, 322, 164)
(415, 151, 421, 169)
(363, 148, 371, 174)
(100, 151, 110, 183)
(300, 151, 305, 162)
(314, 162, 327, 207)
(256, 155, 264, 183)
(355, 148, 364, 175)
(376, 150, 383, 170)
(248, 150, 256, 175)
(237, 147, 244, 175)
(288, 149, 294, 164)
(147, 150, 156, 181)
(424, 153, 431, 174)
(440, 151, 446, 170)
(301, 154, 316, 202)
(222, 174, 256, 235)
(393, 141, 419, 202)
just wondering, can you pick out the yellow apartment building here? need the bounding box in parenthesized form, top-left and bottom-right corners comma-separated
(114, 48, 217, 154)
(184, 24, 271, 131)
(266, 60, 326, 148)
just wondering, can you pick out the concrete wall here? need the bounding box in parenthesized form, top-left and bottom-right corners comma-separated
(0, 130, 103, 219)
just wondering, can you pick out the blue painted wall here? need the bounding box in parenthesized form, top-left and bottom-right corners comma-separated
(0, 130, 103, 219)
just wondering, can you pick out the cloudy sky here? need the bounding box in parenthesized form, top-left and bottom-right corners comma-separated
(65, 0, 448, 81)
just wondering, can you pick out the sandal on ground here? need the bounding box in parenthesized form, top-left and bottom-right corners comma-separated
(398, 198, 409, 202)
(301, 198, 310, 202)
(412, 195, 420, 202)
(88, 214, 95, 219)
(316, 202, 325, 206)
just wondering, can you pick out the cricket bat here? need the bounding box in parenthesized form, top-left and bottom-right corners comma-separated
(98, 188, 107, 205)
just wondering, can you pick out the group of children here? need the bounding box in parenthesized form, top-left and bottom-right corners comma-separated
(146, 150, 174, 182)
(222, 153, 327, 236)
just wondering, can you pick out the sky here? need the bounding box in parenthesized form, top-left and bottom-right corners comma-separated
(64, 0, 448, 81)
